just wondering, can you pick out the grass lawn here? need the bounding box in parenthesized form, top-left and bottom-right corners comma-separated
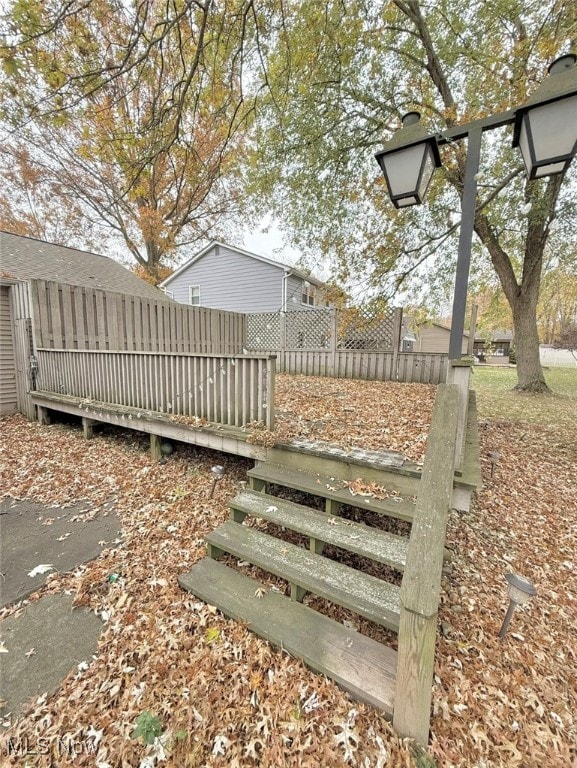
(472, 365, 577, 426)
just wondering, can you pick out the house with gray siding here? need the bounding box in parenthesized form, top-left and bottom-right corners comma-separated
(159, 241, 326, 313)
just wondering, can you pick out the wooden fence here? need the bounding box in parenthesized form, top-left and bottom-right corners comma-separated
(259, 349, 448, 385)
(394, 383, 458, 742)
(30, 279, 246, 354)
(35, 349, 275, 429)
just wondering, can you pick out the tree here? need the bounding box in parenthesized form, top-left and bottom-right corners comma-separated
(554, 322, 577, 360)
(537, 266, 577, 343)
(1, 0, 264, 279)
(248, 0, 577, 391)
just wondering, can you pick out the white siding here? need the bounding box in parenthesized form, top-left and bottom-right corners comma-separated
(284, 274, 318, 312)
(0, 285, 17, 415)
(167, 244, 284, 312)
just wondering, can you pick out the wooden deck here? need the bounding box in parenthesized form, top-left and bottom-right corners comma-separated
(32, 391, 267, 460)
(30, 382, 483, 740)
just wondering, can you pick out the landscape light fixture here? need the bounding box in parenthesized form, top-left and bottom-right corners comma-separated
(487, 451, 501, 478)
(209, 464, 225, 499)
(375, 112, 442, 209)
(499, 573, 537, 638)
(374, 53, 577, 361)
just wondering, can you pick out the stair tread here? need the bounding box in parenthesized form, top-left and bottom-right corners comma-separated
(248, 463, 415, 522)
(231, 489, 408, 571)
(178, 558, 397, 715)
(207, 520, 401, 631)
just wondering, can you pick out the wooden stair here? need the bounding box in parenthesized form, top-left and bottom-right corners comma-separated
(247, 463, 416, 523)
(178, 558, 397, 714)
(206, 520, 401, 631)
(179, 448, 411, 713)
(230, 489, 409, 570)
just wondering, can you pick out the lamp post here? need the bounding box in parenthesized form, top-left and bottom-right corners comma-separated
(375, 54, 577, 361)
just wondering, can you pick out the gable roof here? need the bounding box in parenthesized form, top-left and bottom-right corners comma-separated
(159, 240, 324, 288)
(0, 231, 164, 301)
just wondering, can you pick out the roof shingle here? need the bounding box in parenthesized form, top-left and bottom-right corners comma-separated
(0, 231, 164, 301)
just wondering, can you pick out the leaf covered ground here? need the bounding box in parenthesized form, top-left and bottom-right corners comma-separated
(0, 370, 575, 767)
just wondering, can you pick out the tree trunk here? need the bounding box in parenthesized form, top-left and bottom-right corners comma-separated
(510, 291, 549, 392)
(474, 208, 551, 394)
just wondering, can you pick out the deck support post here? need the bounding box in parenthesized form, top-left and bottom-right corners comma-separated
(37, 405, 51, 425)
(150, 433, 162, 462)
(82, 417, 97, 440)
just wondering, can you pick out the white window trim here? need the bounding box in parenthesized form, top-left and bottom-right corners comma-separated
(161, 287, 174, 299)
(301, 282, 315, 306)
(189, 285, 201, 306)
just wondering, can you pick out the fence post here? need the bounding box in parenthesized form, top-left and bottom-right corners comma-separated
(330, 309, 338, 377)
(392, 307, 403, 380)
(393, 384, 458, 745)
(280, 312, 287, 352)
(265, 355, 276, 431)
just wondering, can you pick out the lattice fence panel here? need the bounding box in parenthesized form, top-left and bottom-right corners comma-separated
(338, 306, 397, 350)
(246, 312, 281, 349)
(285, 308, 333, 348)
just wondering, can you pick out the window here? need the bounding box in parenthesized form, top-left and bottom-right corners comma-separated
(189, 285, 201, 306)
(161, 288, 174, 299)
(301, 281, 315, 306)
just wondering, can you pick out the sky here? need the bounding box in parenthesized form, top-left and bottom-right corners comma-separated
(240, 216, 301, 267)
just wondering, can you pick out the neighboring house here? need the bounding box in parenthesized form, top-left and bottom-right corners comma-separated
(0, 231, 165, 417)
(409, 322, 470, 356)
(159, 241, 326, 313)
(473, 330, 513, 358)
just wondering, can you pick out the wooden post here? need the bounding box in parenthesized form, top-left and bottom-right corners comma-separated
(82, 417, 97, 440)
(309, 537, 325, 555)
(150, 433, 162, 462)
(393, 384, 458, 745)
(325, 499, 342, 516)
(446, 360, 472, 469)
(330, 308, 338, 377)
(265, 356, 276, 431)
(280, 312, 287, 353)
(467, 304, 478, 357)
(37, 405, 51, 425)
(249, 476, 267, 492)
(392, 307, 403, 380)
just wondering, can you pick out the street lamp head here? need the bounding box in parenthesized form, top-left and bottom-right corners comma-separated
(513, 53, 577, 179)
(375, 112, 442, 208)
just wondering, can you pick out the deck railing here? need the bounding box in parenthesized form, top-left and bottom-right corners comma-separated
(393, 383, 458, 743)
(35, 349, 275, 429)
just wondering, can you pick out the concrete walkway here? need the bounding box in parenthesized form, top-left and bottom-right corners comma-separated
(0, 497, 121, 727)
